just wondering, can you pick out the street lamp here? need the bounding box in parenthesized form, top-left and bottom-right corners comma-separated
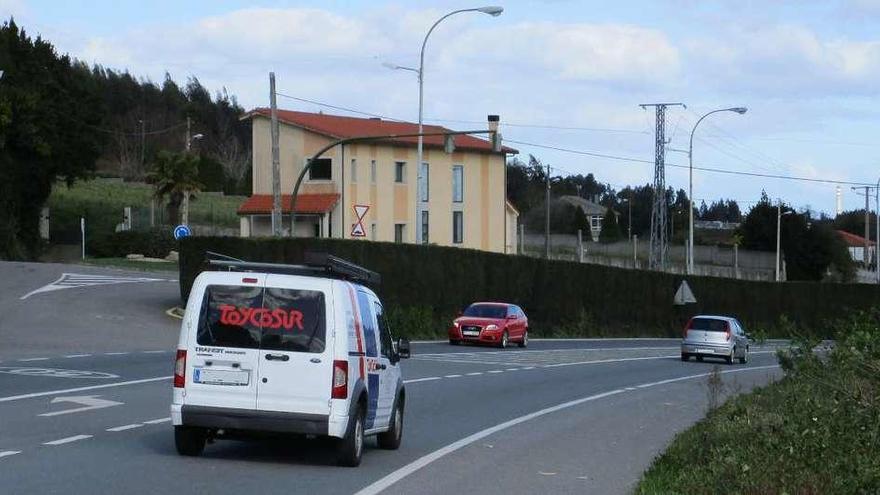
(776, 203, 794, 282)
(412, 6, 503, 243)
(687, 107, 747, 274)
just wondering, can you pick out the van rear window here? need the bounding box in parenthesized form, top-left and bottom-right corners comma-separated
(197, 285, 326, 353)
(260, 288, 326, 353)
(198, 285, 262, 349)
(689, 318, 729, 332)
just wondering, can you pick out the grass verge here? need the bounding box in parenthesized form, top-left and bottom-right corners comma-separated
(637, 311, 880, 495)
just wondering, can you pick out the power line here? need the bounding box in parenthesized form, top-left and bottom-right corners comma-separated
(275, 92, 406, 122)
(505, 138, 875, 186)
(427, 118, 648, 134)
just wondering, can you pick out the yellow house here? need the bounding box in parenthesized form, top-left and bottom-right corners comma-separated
(238, 109, 520, 254)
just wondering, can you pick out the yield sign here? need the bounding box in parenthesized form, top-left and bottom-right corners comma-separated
(351, 204, 369, 237)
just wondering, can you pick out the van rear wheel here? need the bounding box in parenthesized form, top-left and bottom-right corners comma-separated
(174, 426, 206, 456)
(337, 406, 365, 467)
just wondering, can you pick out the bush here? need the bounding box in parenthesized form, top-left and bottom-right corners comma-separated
(637, 310, 880, 494)
(178, 236, 880, 339)
(88, 229, 176, 258)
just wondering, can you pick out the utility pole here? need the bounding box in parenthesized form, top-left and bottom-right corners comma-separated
(139, 119, 145, 172)
(269, 72, 282, 237)
(775, 202, 782, 282)
(545, 163, 551, 259)
(185, 116, 191, 151)
(640, 103, 685, 271)
(852, 186, 874, 265)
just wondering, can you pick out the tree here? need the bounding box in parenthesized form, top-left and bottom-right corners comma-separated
(573, 205, 590, 237)
(599, 210, 623, 243)
(0, 19, 104, 259)
(147, 151, 202, 225)
(737, 195, 854, 281)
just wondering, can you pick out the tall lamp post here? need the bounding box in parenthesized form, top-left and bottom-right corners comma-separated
(776, 203, 794, 282)
(687, 107, 747, 274)
(412, 6, 503, 243)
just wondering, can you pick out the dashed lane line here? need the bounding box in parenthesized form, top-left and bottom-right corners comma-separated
(64, 354, 92, 358)
(488, 370, 504, 374)
(466, 372, 483, 376)
(17, 357, 49, 362)
(403, 377, 442, 384)
(0, 451, 21, 459)
(106, 424, 143, 432)
(43, 435, 93, 446)
(142, 418, 171, 425)
(105, 352, 129, 356)
(443, 375, 462, 379)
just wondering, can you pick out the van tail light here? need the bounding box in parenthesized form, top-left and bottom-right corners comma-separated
(725, 322, 732, 341)
(174, 349, 187, 388)
(683, 318, 693, 339)
(331, 360, 348, 399)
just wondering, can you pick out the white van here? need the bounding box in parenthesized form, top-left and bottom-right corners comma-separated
(170, 254, 410, 467)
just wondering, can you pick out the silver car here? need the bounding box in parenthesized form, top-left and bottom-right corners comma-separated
(680, 315, 750, 364)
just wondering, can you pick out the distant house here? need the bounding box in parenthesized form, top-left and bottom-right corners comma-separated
(836, 230, 876, 265)
(558, 195, 610, 241)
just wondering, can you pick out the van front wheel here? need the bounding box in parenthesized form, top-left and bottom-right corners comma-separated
(174, 426, 206, 456)
(377, 400, 403, 450)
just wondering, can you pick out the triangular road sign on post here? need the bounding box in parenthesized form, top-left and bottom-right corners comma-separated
(674, 280, 697, 305)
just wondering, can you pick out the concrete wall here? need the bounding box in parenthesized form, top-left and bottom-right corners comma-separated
(250, 116, 510, 253)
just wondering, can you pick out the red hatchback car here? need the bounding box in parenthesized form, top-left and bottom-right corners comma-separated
(448, 302, 529, 348)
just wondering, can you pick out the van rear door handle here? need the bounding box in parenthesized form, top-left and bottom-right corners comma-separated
(265, 354, 289, 362)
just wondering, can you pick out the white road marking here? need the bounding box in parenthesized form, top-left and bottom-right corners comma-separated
(466, 372, 483, 376)
(38, 395, 124, 417)
(142, 417, 171, 425)
(505, 368, 519, 371)
(64, 354, 91, 358)
(0, 451, 21, 459)
(354, 365, 781, 495)
(43, 435, 93, 446)
(403, 377, 441, 384)
(21, 273, 170, 300)
(104, 352, 129, 356)
(522, 367, 535, 370)
(488, 370, 504, 374)
(444, 374, 462, 378)
(106, 424, 143, 432)
(142, 350, 168, 354)
(17, 357, 49, 362)
(0, 376, 171, 403)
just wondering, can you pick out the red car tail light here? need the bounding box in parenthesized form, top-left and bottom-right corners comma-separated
(725, 322, 732, 341)
(332, 360, 348, 399)
(174, 349, 186, 388)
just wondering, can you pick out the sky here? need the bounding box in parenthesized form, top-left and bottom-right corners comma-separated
(5, 0, 880, 215)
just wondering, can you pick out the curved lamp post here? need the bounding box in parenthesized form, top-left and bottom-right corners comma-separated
(687, 107, 747, 274)
(412, 6, 503, 243)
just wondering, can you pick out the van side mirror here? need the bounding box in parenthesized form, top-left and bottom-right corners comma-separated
(396, 338, 411, 359)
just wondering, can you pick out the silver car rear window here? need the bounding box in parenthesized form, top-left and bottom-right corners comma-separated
(689, 318, 729, 332)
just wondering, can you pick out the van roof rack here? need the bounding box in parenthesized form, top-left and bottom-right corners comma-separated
(204, 251, 381, 286)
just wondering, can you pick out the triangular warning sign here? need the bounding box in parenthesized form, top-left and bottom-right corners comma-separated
(351, 222, 366, 237)
(674, 280, 697, 305)
(353, 205, 369, 220)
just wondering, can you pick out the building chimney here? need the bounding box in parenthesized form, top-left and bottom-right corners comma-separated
(487, 114, 500, 134)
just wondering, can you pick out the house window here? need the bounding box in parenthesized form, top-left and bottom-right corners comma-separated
(591, 216, 602, 229)
(395, 162, 406, 183)
(350, 158, 357, 183)
(421, 211, 429, 244)
(452, 165, 464, 203)
(370, 160, 377, 183)
(394, 223, 405, 243)
(453, 211, 463, 244)
(308, 158, 332, 181)
(419, 162, 429, 202)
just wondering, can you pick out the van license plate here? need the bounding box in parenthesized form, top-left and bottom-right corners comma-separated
(193, 369, 249, 386)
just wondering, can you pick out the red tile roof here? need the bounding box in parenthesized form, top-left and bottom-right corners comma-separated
(238, 194, 339, 215)
(836, 229, 876, 247)
(243, 108, 517, 154)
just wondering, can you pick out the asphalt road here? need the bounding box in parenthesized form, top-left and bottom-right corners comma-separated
(0, 261, 784, 494)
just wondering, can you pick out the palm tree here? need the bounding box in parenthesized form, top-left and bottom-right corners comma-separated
(147, 151, 202, 225)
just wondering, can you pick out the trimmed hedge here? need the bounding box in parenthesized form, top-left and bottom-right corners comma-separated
(178, 237, 880, 338)
(89, 229, 176, 259)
